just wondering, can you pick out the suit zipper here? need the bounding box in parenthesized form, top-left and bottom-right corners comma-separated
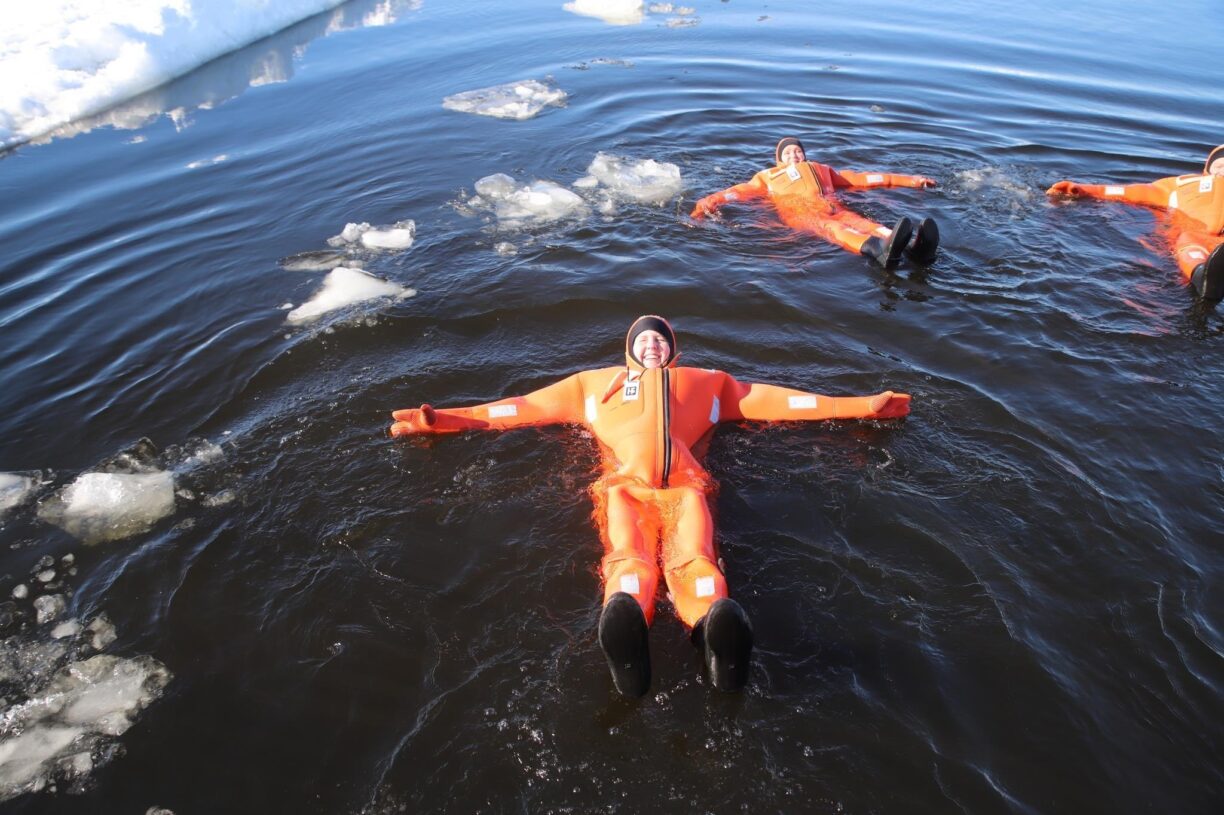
(660, 368, 672, 487)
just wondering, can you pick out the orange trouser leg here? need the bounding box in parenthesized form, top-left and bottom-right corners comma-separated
(660, 487, 727, 628)
(780, 204, 891, 254)
(600, 484, 662, 624)
(1172, 228, 1223, 280)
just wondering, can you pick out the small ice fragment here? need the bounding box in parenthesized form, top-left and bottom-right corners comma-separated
(88, 615, 118, 651)
(0, 473, 36, 515)
(52, 620, 82, 639)
(34, 595, 66, 625)
(443, 79, 567, 120)
(286, 267, 414, 325)
(279, 249, 349, 271)
(564, 0, 645, 25)
(12, 584, 28, 600)
(37, 570, 55, 583)
(360, 221, 415, 249)
(572, 175, 599, 189)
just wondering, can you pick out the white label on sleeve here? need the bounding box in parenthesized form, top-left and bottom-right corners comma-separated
(1169, 191, 1179, 209)
(866, 173, 885, 184)
(724, 192, 738, 201)
(1200, 176, 1214, 193)
(787, 166, 801, 181)
(695, 576, 716, 598)
(619, 574, 640, 595)
(585, 395, 597, 424)
(488, 404, 518, 419)
(788, 395, 818, 410)
(1104, 185, 1125, 196)
(709, 396, 720, 424)
(622, 381, 640, 401)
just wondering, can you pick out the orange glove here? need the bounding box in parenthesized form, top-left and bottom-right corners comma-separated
(690, 194, 722, 219)
(1046, 180, 1086, 197)
(389, 404, 442, 437)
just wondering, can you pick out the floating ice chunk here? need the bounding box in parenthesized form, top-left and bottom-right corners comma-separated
(280, 249, 351, 271)
(327, 220, 416, 251)
(564, 0, 645, 25)
(51, 620, 82, 639)
(286, 267, 415, 325)
(0, 654, 172, 801)
(360, 223, 415, 249)
(35, 595, 66, 625)
(469, 175, 590, 229)
(12, 585, 29, 600)
(88, 615, 118, 652)
(585, 152, 684, 204)
(39, 472, 176, 545)
(443, 79, 567, 120)
(572, 175, 599, 189)
(0, 473, 37, 516)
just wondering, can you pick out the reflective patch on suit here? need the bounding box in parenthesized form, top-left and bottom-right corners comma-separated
(1200, 176, 1214, 193)
(585, 395, 597, 423)
(1104, 185, 1125, 196)
(695, 576, 716, 598)
(622, 381, 640, 401)
(788, 395, 818, 410)
(709, 396, 720, 423)
(786, 166, 801, 181)
(1169, 191, 1179, 209)
(866, 173, 884, 184)
(620, 574, 640, 594)
(488, 404, 518, 418)
(724, 192, 738, 201)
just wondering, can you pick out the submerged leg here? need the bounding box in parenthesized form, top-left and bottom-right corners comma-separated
(905, 217, 940, 264)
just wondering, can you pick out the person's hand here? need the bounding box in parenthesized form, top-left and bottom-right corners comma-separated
(914, 176, 937, 188)
(690, 195, 719, 219)
(389, 404, 437, 437)
(869, 391, 911, 419)
(1046, 180, 1083, 197)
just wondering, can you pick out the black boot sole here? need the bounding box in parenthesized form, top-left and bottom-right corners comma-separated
(701, 598, 753, 692)
(1193, 244, 1224, 301)
(598, 592, 651, 698)
(906, 217, 940, 264)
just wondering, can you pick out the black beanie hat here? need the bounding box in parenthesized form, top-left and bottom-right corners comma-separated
(625, 315, 677, 367)
(1205, 144, 1224, 174)
(775, 137, 805, 164)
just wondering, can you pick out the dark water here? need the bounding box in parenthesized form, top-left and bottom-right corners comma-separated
(2, 0, 1222, 812)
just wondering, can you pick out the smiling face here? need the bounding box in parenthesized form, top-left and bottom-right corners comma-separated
(632, 330, 671, 369)
(779, 143, 806, 165)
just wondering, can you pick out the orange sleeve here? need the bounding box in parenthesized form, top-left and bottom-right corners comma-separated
(831, 169, 936, 190)
(691, 172, 770, 217)
(390, 374, 587, 437)
(717, 374, 911, 422)
(1045, 177, 1175, 209)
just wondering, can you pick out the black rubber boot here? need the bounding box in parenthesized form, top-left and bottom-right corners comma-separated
(692, 598, 753, 692)
(1190, 243, 1224, 301)
(598, 592, 651, 698)
(905, 217, 940, 264)
(860, 217, 913, 268)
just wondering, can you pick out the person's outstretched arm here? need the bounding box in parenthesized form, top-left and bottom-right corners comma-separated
(690, 172, 770, 218)
(831, 168, 937, 190)
(1045, 178, 1173, 209)
(390, 374, 586, 436)
(717, 374, 911, 422)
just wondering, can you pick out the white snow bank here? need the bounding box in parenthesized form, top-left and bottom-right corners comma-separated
(0, 0, 423, 150)
(564, 0, 645, 26)
(327, 220, 416, 251)
(583, 152, 684, 204)
(467, 174, 590, 229)
(286, 267, 415, 325)
(38, 472, 176, 545)
(443, 79, 567, 121)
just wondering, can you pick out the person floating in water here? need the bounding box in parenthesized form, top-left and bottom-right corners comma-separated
(389, 316, 911, 697)
(1046, 144, 1224, 301)
(690, 136, 941, 268)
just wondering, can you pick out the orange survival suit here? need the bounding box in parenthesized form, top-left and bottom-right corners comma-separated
(691, 143, 936, 255)
(1046, 145, 1224, 283)
(389, 316, 911, 629)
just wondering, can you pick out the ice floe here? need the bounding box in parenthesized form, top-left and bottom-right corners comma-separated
(564, 0, 645, 26)
(442, 79, 567, 120)
(38, 472, 176, 546)
(581, 152, 684, 204)
(466, 174, 590, 230)
(327, 220, 416, 251)
(0, 0, 424, 150)
(0, 473, 39, 517)
(286, 267, 416, 325)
